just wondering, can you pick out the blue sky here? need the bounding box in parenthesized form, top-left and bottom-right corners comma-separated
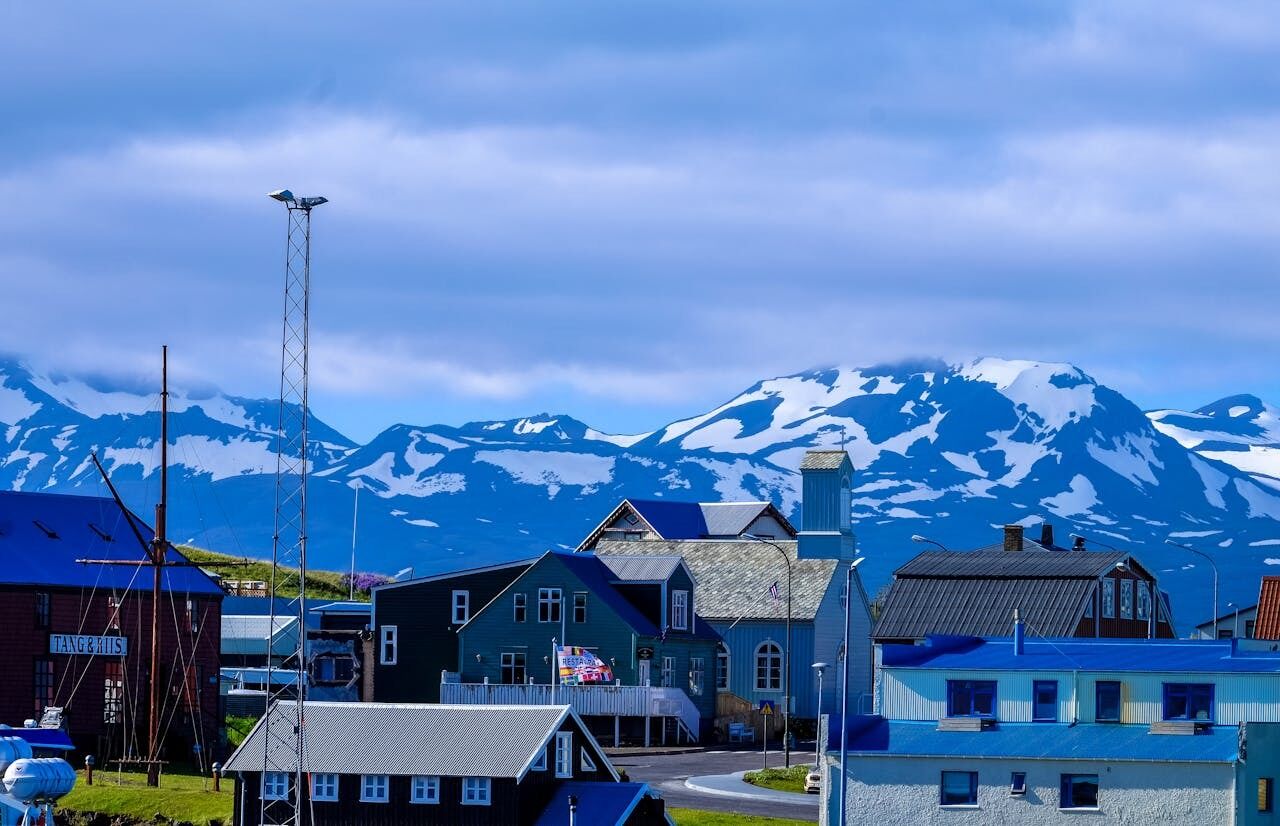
(2, 1, 1278, 441)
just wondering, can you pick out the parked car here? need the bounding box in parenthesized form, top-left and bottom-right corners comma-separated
(805, 765, 822, 793)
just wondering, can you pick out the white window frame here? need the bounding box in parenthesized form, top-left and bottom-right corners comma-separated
(661, 656, 675, 688)
(1137, 582, 1152, 620)
(513, 592, 527, 622)
(555, 731, 573, 778)
(462, 776, 491, 806)
(715, 647, 730, 691)
(580, 747, 597, 772)
(501, 651, 527, 685)
(1120, 579, 1133, 620)
(672, 590, 689, 630)
(310, 773, 338, 802)
(1102, 579, 1116, 619)
(573, 592, 588, 623)
(690, 657, 705, 696)
(452, 590, 470, 624)
(531, 747, 547, 771)
(380, 625, 398, 665)
(411, 775, 440, 804)
(262, 771, 289, 801)
(539, 588, 562, 623)
(756, 642, 783, 691)
(360, 774, 389, 803)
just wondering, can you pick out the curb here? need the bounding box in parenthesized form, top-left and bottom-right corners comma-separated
(684, 770, 819, 806)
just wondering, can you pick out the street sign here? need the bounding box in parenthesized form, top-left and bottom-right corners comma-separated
(758, 700, 775, 715)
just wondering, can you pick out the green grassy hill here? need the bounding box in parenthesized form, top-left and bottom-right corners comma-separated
(179, 546, 361, 601)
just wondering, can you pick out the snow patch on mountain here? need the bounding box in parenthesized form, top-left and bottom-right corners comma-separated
(474, 450, 615, 499)
(0, 387, 40, 424)
(1040, 474, 1098, 517)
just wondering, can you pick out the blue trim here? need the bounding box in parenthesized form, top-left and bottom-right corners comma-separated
(1095, 681, 1121, 722)
(939, 771, 978, 806)
(1060, 773, 1099, 809)
(1162, 682, 1214, 722)
(946, 679, 997, 718)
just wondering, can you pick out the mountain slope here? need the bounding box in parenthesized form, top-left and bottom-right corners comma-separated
(1149, 395, 1280, 489)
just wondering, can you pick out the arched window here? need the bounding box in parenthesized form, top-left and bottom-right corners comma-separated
(715, 644, 730, 691)
(839, 472, 851, 529)
(755, 642, 782, 691)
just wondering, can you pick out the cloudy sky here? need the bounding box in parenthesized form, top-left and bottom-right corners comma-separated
(2, 1, 1278, 441)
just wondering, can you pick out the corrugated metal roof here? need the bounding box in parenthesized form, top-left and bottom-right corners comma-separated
(0, 491, 223, 595)
(599, 555, 684, 582)
(220, 615, 299, 656)
(873, 577, 1093, 640)
(800, 450, 848, 470)
(1256, 577, 1280, 640)
(699, 502, 769, 537)
(225, 702, 576, 776)
(595, 539, 837, 621)
(882, 635, 1280, 673)
(308, 601, 371, 615)
(895, 549, 1127, 578)
(834, 717, 1238, 763)
(533, 782, 651, 826)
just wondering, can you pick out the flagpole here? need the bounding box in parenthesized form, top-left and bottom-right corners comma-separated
(552, 637, 558, 705)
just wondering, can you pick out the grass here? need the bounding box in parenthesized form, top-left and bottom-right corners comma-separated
(670, 808, 815, 825)
(60, 767, 232, 825)
(179, 546, 358, 601)
(743, 764, 812, 794)
(225, 714, 258, 748)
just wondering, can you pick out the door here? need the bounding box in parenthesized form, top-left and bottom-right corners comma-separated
(638, 660, 651, 686)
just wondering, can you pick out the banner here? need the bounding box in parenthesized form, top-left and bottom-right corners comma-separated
(556, 646, 613, 685)
(49, 634, 128, 656)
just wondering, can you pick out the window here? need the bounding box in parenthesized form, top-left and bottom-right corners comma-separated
(1060, 774, 1099, 810)
(1010, 772, 1027, 796)
(513, 593, 527, 623)
(33, 659, 53, 716)
(452, 590, 470, 624)
(462, 777, 491, 805)
(573, 592, 587, 624)
(1260, 778, 1274, 813)
(1032, 681, 1058, 722)
(262, 772, 290, 801)
(580, 748, 597, 772)
(187, 598, 199, 633)
(104, 662, 124, 724)
(34, 593, 50, 629)
(380, 625, 398, 665)
(360, 774, 389, 803)
(311, 773, 338, 802)
(501, 652, 527, 685)
(106, 596, 120, 630)
(1247, 620, 1257, 639)
(661, 656, 675, 688)
(1103, 579, 1115, 618)
(689, 657, 705, 696)
(1137, 582, 1151, 620)
(1120, 580, 1133, 619)
(539, 588, 562, 623)
(946, 680, 997, 718)
(180, 664, 200, 712)
(1096, 681, 1121, 722)
(555, 732, 573, 778)
(939, 771, 978, 806)
(755, 642, 782, 691)
(531, 747, 547, 771)
(672, 590, 689, 630)
(313, 655, 354, 685)
(715, 646, 730, 690)
(411, 776, 440, 804)
(1163, 683, 1214, 721)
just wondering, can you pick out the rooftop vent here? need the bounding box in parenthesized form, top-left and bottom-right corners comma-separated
(1040, 523, 1054, 548)
(32, 520, 58, 540)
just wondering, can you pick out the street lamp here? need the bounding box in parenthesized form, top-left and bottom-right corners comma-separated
(1165, 539, 1219, 636)
(837, 555, 866, 826)
(744, 533, 794, 767)
(910, 535, 948, 551)
(812, 662, 828, 761)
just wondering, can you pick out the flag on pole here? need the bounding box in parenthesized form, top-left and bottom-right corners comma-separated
(556, 646, 614, 685)
(769, 581, 781, 602)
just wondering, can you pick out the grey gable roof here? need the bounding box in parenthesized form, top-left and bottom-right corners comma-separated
(896, 549, 1129, 578)
(225, 702, 610, 779)
(800, 450, 848, 470)
(594, 539, 838, 621)
(698, 502, 770, 537)
(599, 555, 686, 582)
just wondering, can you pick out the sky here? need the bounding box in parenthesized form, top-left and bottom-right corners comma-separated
(2, 1, 1278, 442)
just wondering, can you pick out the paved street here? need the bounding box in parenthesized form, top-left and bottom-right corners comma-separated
(611, 748, 820, 822)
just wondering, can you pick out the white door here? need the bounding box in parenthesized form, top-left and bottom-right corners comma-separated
(638, 660, 651, 686)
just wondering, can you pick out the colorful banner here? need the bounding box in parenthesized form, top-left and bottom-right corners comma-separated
(556, 646, 614, 685)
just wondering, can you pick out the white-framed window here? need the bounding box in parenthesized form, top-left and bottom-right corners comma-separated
(380, 625, 398, 665)
(462, 777, 491, 806)
(1120, 580, 1133, 619)
(1137, 582, 1152, 620)
(756, 642, 782, 691)
(539, 588, 562, 623)
(501, 651, 527, 684)
(531, 747, 547, 771)
(555, 731, 573, 778)
(672, 590, 689, 630)
(513, 593, 527, 623)
(310, 773, 338, 802)
(262, 771, 289, 801)
(1103, 579, 1116, 619)
(580, 747, 597, 772)
(411, 775, 440, 804)
(689, 657, 705, 696)
(360, 774, 389, 803)
(661, 656, 675, 688)
(715, 646, 730, 690)
(573, 592, 588, 623)
(452, 590, 470, 624)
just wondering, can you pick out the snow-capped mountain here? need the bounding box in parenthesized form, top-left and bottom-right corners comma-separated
(3, 354, 1279, 627)
(1149, 395, 1280, 489)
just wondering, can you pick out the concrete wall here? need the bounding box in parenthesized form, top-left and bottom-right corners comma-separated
(822, 753, 1236, 826)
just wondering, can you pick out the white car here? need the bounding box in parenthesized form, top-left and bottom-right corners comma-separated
(805, 766, 822, 793)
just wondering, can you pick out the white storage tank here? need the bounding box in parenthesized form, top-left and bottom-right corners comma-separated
(0, 739, 32, 775)
(2, 758, 76, 803)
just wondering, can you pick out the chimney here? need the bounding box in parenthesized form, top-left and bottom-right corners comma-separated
(1013, 608, 1025, 656)
(1003, 524, 1024, 553)
(1073, 536, 1086, 552)
(1040, 523, 1054, 549)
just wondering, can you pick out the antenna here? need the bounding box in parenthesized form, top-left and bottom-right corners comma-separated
(262, 189, 326, 826)
(349, 484, 360, 601)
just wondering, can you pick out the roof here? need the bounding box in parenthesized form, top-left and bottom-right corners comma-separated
(594, 539, 839, 621)
(895, 549, 1128, 578)
(372, 557, 536, 594)
(599, 555, 686, 582)
(308, 601, 372, 615)
(533, 782, 655, 826)
(1257, 577, 1280, 640)
(0, 491, 223, 595)
(799, 450, 849, 471)
(882, 635, 1280, 674)
(226, 702, 613, 779)
(1195, 604, 1259, 631)
(0, 727, 74, 751)
(873, 577, 1095, 639)
(832, 717, 1238, 764)
(220, 615, 299, 656)
(628, 500, 708, 539)
(699, 502, 774, 537)
(576, 497, 797, 550)
(551, 552, 718, 641)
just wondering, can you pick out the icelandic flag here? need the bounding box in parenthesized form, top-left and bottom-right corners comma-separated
(769, 581, 781, 602)
(556, 646, 614, 685)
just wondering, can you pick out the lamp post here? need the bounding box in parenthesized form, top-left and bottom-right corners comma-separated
(813, 662, 828, 761)
(1165, 539, 1219, 636)
(837, 556, 865, 826)
(744, 534, 793, 767)
(910, 535, 948, 551)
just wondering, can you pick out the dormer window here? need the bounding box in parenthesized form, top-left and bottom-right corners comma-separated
(672, 590, 689, 630)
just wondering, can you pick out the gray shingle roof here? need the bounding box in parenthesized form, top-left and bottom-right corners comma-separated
(594, 539, 837, 621)
(872, 577, 1095, 640)
(599, 555, 685, 582)
(895, 550, 1128, 579)
(800, 450, 848, 470)
(225, 702, 575, 777)
(698, 502, 769, 537)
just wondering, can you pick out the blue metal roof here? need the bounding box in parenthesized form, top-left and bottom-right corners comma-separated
(829, 716, 1238, 764)
(309, 601, 372, 615)
(533, 782, 653, 826)
(882, 635, 1280, 674)
(0, 491, 222, 595)
(627, 499, 708, 539)
(0, 727, 74, 751)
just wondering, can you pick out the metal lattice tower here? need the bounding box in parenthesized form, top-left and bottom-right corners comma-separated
(262, 189, 327, 826)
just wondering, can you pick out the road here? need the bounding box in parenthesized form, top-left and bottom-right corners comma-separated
(611, 748, 820, 822)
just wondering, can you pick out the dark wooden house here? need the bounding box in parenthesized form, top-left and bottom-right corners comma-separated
(224, 701, 671, 825)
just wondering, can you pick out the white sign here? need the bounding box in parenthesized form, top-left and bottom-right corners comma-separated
(49, 634, 128, 657)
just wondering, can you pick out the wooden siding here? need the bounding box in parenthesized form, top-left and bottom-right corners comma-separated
(712, 620, 816, 717)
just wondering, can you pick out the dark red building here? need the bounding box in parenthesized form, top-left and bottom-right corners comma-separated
(0, 490, 223, 765)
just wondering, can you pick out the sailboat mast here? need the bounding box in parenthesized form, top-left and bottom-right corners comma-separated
(147, 345, 169, 786)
